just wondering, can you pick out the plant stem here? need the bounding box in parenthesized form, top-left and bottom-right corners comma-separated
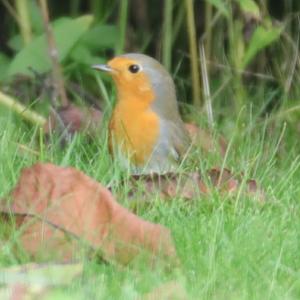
(38, 0, 69, 107)
(70, 0, 81, 17)
(199, 42, 214, 126)
(185, 0, 201, 107)
(15, 0, 32, 45)
(116, 0, 129, 54)
(163, 0, 173, 71)
(172, 6, 184, 45)
(227, 3, 245, 111)
(90, 0, 103, 21)
(0, 91, 46, 126)
(204, 1, 212, 72)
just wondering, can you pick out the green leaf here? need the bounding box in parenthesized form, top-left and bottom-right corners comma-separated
(236, 0, 260, 19)
(7, 15, 93, 77)
(0, 53, 10, 81)
(28, 0, 44, 34)
(7, 34, 23, 52)
(242, 25, 283, 69)
(70, 44, 102, 65)
(70, 45, 94, 64)
(81, 24, 120, 50)
(206, 0, 229, 18)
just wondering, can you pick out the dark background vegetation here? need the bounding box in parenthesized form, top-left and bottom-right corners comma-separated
(0, 0, 299, 129)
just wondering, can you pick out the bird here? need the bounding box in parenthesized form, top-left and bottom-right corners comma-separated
(92, 53, 190, 174)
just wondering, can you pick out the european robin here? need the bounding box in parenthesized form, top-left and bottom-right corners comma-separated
(93, 53, 190, 174)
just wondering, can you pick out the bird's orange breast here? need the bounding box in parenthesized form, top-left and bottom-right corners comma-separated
(109, 96, 160, 166)
(107, 56, 161, 166)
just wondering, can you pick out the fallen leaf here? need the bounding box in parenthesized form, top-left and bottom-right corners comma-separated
(140, 280, 188, 300)
(207, 167, 239, 192)
(126, 167, 265, 202)
(0, 263, 82, 300)
(246, 179, 266, 202)
(207, 167, 265, 199)
(1, 163, 177, 265)
(0, 263, 83, 286)
(0, 283, 35, 300)
(44, 104, 102, 142)
(127, 172, 206, 202)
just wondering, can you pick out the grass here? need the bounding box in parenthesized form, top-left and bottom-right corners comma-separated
(0, 98, 300, 299)
(0, 2, 299, 298)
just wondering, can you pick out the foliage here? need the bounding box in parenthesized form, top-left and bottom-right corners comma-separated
(8, 15, 94, 77)
(0, 1, 300, 298)
(0, 0, 297, 114)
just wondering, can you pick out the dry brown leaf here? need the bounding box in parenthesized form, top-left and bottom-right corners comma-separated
(246, 179, 266, 202)
(1, 163, 177, 265)
(44, 104, 102, 137)
(127, 167, 265, 202)
(127, 172, 206, 202)
(139, 280, 188, 300)
(207, 167, 239, 193)
(0, 263, 83, 299)
(4, 283, 34, 300)
(207, 167, 265, 199)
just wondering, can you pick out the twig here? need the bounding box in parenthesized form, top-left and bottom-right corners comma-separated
(206, 61, 276, 81)
(38, 0, 69, 107)
(67, 82, 102, 109)
(200, 10, 223, 43)
(177, 50, 276, 81)
(0, 91, 46, 126)
(211, 77, 232, 101)
(184, 0, 202, 107)
(15, 0, 32, 45)
(2, 0, 20, 24)
(16, 143, 40, 156)
(199, 42, 214, 126)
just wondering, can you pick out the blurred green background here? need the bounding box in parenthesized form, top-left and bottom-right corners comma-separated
(0, 0, 299, 125)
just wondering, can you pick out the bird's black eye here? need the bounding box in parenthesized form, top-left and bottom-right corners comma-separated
(128, 64, 140, 73)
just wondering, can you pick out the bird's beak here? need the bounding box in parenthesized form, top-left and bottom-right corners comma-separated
(91, 64, 113, 72)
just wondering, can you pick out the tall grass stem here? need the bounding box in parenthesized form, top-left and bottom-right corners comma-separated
(199, 42, 214, 126)
(15, 0, 32, 45)
(204, 1, 212, 71)
(116, 0, 129, 54)
(163, 0, 173, 71)
(39, 0, 69, 107)
(185, 0, 202, 107)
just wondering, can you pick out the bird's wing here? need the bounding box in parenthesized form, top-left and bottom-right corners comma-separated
(166, 119, 191, 161)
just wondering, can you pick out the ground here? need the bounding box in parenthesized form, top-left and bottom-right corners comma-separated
(0, 107, 299, 300)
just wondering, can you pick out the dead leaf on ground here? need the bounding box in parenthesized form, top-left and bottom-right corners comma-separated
(208, 167, 265, 201)
(0, 262, 83, 286)
(0, 283, 41, 300)
(0, 263, 82, 300)
(127, 172, 206, 202)
(139, 280, 188, 300)
(126, 167, 265, 203)
(0, 163, 177, 265)
(207, 167, 239, 193)
(43, 104, 103, 140)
